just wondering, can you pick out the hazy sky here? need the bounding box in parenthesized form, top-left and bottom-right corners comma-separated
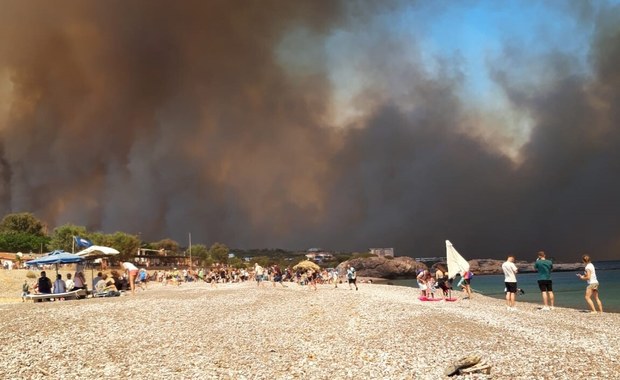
(1, 0, 620, 261)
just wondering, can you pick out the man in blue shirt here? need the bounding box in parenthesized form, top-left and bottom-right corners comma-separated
(534, 251, 554, 311)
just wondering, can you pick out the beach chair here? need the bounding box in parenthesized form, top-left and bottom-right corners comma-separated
(25, 289, 87, 302)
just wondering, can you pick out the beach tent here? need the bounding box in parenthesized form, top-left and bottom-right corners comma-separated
(446, 240, 470, 280)
(293, 260, 320, 271)
(25, 250, 84, 276)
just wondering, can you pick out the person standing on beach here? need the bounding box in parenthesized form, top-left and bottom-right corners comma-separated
(461, 270, 473, 299)
(121, 261, 139, 295)
(435, 266, 450, 297)
(502, 255, 518, 310)
(534, 251, 554, 311)
(578, 255, 603, 313)
(331, 269, 339, 288)
(21, 280, 31, 301)
(347, 265, 358, 291)
(254, 263, 265, 288)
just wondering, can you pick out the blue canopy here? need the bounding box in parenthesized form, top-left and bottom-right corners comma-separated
(26, 250, 84, 266)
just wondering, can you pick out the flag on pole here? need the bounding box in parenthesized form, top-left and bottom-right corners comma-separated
(74, 236, 93, 248)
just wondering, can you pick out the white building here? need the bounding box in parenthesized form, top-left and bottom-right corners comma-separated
(370, 248, 394, 258)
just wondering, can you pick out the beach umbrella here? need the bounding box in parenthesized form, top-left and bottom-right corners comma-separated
(75, 245, 120, 259)
(446, 240, 470, 280)
(293, 260, 320, 271)
(25, 250, 84, 276)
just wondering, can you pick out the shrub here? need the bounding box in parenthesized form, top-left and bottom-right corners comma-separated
(26, 270, 37, 279)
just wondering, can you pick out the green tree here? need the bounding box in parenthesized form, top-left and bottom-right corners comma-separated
(0, 212, 46, 236)
(48, 224, 89, 252)
(88, 232, 108, 246)
(251, 256, 271, 268)
(209, 242, 229, 264)
(201, 256, 215, 267)
(190, 244, 209, 264)
(228, 256, 246, 269)
(0, 232, 50, 253)
(152, 238, 180, 254)
(105, 232, 141, 260)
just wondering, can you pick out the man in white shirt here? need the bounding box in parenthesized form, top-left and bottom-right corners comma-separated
(502, 255, 518, 310)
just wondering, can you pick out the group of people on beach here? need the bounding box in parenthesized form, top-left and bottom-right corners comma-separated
(251, 263, 359, 291)
(22, 270, 88, 301)
(416, 266, 472, 300)
(46, 261, 362, 297)
(416, 251, 605, 313)
(503, 251, 603, 313)
(24, 261, 148, 300)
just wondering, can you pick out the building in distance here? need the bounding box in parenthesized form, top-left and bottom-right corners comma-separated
(370, 248, 394, 258)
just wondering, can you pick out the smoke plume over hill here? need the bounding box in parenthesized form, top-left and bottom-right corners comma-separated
(1, 1, 620, 260)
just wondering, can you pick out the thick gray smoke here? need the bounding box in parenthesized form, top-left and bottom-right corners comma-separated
(1, 1, 620, 261)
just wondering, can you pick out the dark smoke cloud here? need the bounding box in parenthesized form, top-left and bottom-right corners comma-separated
(1, 1, 620, 261)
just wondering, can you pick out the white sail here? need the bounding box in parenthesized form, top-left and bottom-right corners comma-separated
(446, 240, 470, 279)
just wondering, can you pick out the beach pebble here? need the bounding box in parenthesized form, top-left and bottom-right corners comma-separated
(0, 281, 619, 379)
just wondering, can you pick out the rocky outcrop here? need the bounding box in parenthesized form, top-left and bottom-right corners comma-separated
(338, 257, 582, 278)
(468, 259, 505, 275)
(337, 256, 427, 279)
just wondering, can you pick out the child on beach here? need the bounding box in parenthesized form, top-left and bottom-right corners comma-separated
(65, 273, 75, 291)
(331, 269, 339, 288)
(21, 280, 30, 301)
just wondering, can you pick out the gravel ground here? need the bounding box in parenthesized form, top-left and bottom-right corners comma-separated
(0, 280, 618, 380)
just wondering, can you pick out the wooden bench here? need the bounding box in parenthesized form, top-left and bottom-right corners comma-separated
(25, 289, 87, 302)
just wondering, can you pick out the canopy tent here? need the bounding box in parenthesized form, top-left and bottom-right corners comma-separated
(293, 260, 320, 272)
(445, 240, 470, 280)
(75, 245, 120, 259)
(25, 250, 84, 276)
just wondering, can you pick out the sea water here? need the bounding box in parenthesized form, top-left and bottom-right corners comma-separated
(393, 260, 620, 313)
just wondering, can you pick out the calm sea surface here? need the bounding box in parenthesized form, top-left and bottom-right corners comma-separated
(392, 260, 620, 313)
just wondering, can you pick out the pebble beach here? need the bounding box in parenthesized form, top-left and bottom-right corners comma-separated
(1, 276, 619, 380)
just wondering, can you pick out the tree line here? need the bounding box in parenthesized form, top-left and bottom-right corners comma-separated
(0, 212, 230, 264)
(0, 212, 366, 267)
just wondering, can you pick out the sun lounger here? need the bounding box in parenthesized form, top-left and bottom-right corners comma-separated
(25, 289, 87, 302)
